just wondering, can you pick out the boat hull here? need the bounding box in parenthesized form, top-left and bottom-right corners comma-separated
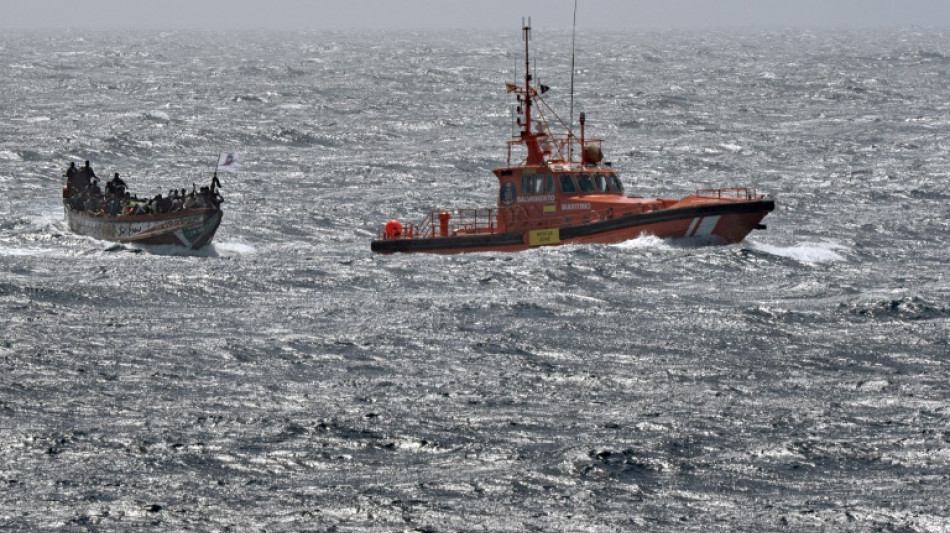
(64, 204, 223, 249)
(371, 199, 773, 254)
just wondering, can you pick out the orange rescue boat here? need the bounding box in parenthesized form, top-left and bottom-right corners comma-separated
(372, 22, 774, 254)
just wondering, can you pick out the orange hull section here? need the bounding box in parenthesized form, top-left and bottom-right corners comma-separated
(372, 199, 773, 254)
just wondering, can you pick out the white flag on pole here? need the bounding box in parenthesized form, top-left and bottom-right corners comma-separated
(216, 151, 243, 172)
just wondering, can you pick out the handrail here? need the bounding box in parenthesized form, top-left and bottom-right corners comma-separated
(694, 187, 759, 200)
(417, 211, 436, 237)
(506, 133, 605, 166)
(377, 207, 498, 240)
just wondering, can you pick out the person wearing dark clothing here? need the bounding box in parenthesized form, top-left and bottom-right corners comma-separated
(208, 175, 224, 208)
(64, 162, 77, 195)
(72, 162, 91, 191)
(85, 193, 102, 214)
(152, 194, 164, 214)
(70, 193, 84, 211)
(79, 160, 97, 189)
(108, 196, 122, 217)
(151, 193, 172, 214)
(198, 186, 211, 208)
(106, 172, 127, 195)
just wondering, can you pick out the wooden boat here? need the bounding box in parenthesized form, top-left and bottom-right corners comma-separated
(63, 204, 222, 249)
(372, 22, 774, 254)
(62, 164, 223, 249)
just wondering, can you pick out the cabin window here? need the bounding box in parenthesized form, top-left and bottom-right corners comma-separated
(559, 174, 576, 194)
(522, 175, 550, 195)
(608, 175, 624, 194)
(594, 173, 608, 193)
(577, 174, 595, 193)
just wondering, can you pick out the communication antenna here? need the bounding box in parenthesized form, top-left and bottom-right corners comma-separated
(569, 0, 578, 161)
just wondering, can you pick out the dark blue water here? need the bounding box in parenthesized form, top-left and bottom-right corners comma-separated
(1, 27, 948, 531)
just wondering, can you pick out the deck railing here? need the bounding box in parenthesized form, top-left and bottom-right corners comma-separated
(694, 187, 760, 199)
(377, 208, 498, 240)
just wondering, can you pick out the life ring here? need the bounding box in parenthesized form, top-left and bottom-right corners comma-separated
(384, 219, 403, 239)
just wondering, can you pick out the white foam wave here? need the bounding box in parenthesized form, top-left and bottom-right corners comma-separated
(211, 242, 257, 256)
(146, 110, 171, 121)
(720, 142, 743, 153)
(122, 241, 256, 257)
(611, 234, 674, 251)
(0, 245, 52, 256)
(26, 206, 66, 228)
(751, 240, 847, 263)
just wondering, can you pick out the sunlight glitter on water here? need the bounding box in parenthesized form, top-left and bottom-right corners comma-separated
(1, 27, 948, 533)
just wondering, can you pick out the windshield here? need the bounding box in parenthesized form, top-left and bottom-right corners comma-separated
(577, 174, 595, 193)
(608, 174, 624, 194)
(559, 174, 576, 194)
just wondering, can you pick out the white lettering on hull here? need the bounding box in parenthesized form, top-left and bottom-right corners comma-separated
(68, 212, 205, 243)
(516, 194, 556, 204)
(561, 203, 591, 211)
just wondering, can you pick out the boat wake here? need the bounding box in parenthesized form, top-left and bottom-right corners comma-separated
(748, 240, 848, 264)
(122, 241, 256, 257)
(210, 241, 257, 256)
(610, 234, 675, 251)
(23, 205, 65, 228)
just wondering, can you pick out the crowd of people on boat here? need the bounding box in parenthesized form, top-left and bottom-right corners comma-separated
(64, 161, 223, 217)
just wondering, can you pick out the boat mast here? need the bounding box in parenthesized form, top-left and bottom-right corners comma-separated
(517, 18, 546, 166)
(569, 0, 577, 162)
(522, 18, 532, 137)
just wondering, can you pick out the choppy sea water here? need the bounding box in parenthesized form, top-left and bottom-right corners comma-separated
(1, 27, 949, 532)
